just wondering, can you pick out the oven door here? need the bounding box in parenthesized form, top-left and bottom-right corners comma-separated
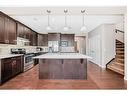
(24, 53, 34, 71)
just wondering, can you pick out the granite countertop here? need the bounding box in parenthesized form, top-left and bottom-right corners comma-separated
(0, 54, 24, 59)
(33, 53, 92, 59)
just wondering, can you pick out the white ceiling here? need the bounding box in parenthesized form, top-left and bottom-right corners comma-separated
(0, 7, 125, 34)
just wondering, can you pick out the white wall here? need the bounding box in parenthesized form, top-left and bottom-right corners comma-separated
(115, 21, 124, 43)
(88, 25, 102, 66)
(124, 14, 127, 80)
(101, 24, 116, 68)
(115, 21, 124, 31)
(88, 24, 115, 68)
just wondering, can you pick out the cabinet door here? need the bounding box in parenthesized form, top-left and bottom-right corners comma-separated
(43, 34, 48, 46)
(0, 13, 5, 43)
(1, 58, 12, 82)
(16, 56, 22, 73)
(8, 19, 17, 44)
(24, 27, 29, 39)
(48, 33, 60, 41)
(29, 30, 34, 46)
(4, 17, 10, 43)
(32, 32, 37, 46)
(61, 34, 74, 46)
(12, 57, 22, 76)
(38, 34, 48, 46)
(17, 23, 22, 37)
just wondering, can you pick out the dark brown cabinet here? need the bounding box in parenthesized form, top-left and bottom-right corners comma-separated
(17, 23, 25, 38)
(39, 59, 87, 79)
(39, 59, 63, 79)
(0, 12, 17, 44)
(38, 34, 48, 46)
(32, 32, 37, 46)
(0, 13, 5, 43)
(17, 23, 37, 46)
(1, 56, 23, 83)
(63, 59, 86, 79)
(61, 34, 75, 46)
(48, 33, 60, 41)
(5, 17, 17, 44)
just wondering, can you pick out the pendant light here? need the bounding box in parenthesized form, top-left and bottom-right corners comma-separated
(80, 10, 87, 31)
(46, 10, 52, 30)
(63, 9, 69, 31)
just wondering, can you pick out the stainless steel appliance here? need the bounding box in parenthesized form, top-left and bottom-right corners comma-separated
(11, 48, 35, 72)
(48, 41, 59, 53)
(24, 53, 35, 72)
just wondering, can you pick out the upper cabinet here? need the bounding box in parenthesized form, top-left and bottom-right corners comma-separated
(48, 33, 61, 41)
(61, 34, 75, 46)
(38, 34, 48, 46)
(17, 23, 25, 38)
(5, 17, 17, 44)
(0, 12, 17, 44)
(17, 23, 37, 46)
(0, 13, 5, 43)
(32, 32, 38, 46)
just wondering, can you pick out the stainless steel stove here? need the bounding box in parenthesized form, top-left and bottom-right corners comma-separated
(11, 48, 35, 72)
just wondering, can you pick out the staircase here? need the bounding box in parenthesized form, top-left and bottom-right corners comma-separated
(107, 40, 124, 75)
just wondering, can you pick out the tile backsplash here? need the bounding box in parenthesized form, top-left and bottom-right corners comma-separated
(0, 44, 48, 54)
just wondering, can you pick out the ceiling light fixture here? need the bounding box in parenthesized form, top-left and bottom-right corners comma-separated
(63, 9, 70, 31)
(80, 10, 87, 31)
(46, 10, 52, 31)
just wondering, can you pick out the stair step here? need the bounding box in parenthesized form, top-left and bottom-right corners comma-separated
(116, 45, 124, 48)
(107, 64, 124, 75)
(116, 48, 124, 51)
(116, 51, 124, 53)
(113, 62, 124, 67)
(116, 42, 123, 45)
(116, 51, 124, 54)
(115, 58, 124, 63)
(115, 55, 124, 59)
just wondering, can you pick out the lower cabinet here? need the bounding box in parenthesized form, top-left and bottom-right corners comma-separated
(1, 56, 23, 83)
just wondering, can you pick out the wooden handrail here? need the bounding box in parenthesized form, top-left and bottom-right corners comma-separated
(115, 29, 124, 33)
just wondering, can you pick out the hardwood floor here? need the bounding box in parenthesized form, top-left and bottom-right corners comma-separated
(0, 61, 127, 89)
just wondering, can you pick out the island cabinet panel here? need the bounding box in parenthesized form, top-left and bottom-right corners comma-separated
(63, 59, 87, 79)
(39, 59, 63, 79)
(39, 59, 87, 79)
(0, 13, 5, 43)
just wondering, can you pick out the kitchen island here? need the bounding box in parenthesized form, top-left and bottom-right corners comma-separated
(33, 53, 91, 79)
